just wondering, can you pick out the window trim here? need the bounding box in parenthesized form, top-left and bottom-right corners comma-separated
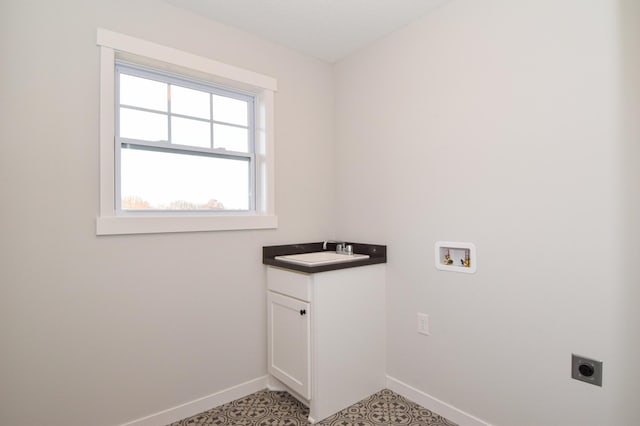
(96, 28, 277, 235)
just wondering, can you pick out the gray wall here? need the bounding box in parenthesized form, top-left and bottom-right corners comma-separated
(618, 0, 640, 421)
(334, 0, 639, 425)
(0, 1, 334, 425)
(2, 0, 639, 425)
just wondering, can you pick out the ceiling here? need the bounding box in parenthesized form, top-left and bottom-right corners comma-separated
(165, 0, 448, 63)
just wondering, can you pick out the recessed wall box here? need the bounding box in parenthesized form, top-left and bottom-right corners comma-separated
(435, 241, 477, 274)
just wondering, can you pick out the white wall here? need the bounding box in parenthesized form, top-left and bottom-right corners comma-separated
(2, 1, 639, 425)
(0, 1, 334, 425)
(333, 0, 639, 425)
(618, 0, 640, 423)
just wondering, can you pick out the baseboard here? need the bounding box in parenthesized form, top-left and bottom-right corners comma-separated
(119, 376, 268, 426)
(386, 375, 493, 426)
(117, 374, 490, 426)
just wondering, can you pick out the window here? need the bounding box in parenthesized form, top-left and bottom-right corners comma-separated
(96, 29, 277, 235)
(116, 64, 255, 213)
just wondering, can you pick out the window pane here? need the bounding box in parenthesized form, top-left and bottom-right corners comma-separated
(171, 85, 210, 119)
(213, 124, 249, 152)
(171, 117, 211, 148)
(119, 74, 167, 112)
(212, 95, 248, 126)
(120, 108, 168, 142)
(120, 147, 250, 211)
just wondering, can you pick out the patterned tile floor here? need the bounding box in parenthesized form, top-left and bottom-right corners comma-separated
(168, 388, 457, 426)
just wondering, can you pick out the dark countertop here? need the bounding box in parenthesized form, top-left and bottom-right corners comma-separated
(263, 242, 387, 273)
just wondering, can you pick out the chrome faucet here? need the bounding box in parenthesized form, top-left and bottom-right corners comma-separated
(322, 240, 343, 250)
(322, 240, 353, 255)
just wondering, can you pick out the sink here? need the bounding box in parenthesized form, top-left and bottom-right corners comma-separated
(274, 251, 370, 267)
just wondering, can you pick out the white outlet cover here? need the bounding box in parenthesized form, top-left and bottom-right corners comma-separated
(417, 313, 429, 335)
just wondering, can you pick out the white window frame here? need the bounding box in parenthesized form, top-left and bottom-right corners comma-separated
(96, 29, 277, 235)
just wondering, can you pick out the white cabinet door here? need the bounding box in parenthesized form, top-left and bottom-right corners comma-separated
(268, 291, 311, 399)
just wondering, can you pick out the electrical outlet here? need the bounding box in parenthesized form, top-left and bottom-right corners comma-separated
(417, 313, 429, 335)
(571, 354, 603, 386)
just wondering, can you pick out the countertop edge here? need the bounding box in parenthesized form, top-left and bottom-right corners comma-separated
(262, 242, 387, 273)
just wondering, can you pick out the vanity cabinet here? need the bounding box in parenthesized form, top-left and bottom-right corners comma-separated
(267, 290, 311, 399)
(266, 264, 385, 424)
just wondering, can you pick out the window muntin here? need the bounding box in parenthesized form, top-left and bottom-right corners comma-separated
(115, 63, 255, 213)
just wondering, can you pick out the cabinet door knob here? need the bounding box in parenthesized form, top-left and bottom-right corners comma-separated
(299, 309, 306, 316)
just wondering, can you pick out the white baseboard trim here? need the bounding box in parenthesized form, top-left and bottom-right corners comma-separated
(117, 374, 489, 426)
(119, 376, 268, 426)
(386, 375, 492, 426)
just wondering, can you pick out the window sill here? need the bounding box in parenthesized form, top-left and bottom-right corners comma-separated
(96, 214, 277, 235)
